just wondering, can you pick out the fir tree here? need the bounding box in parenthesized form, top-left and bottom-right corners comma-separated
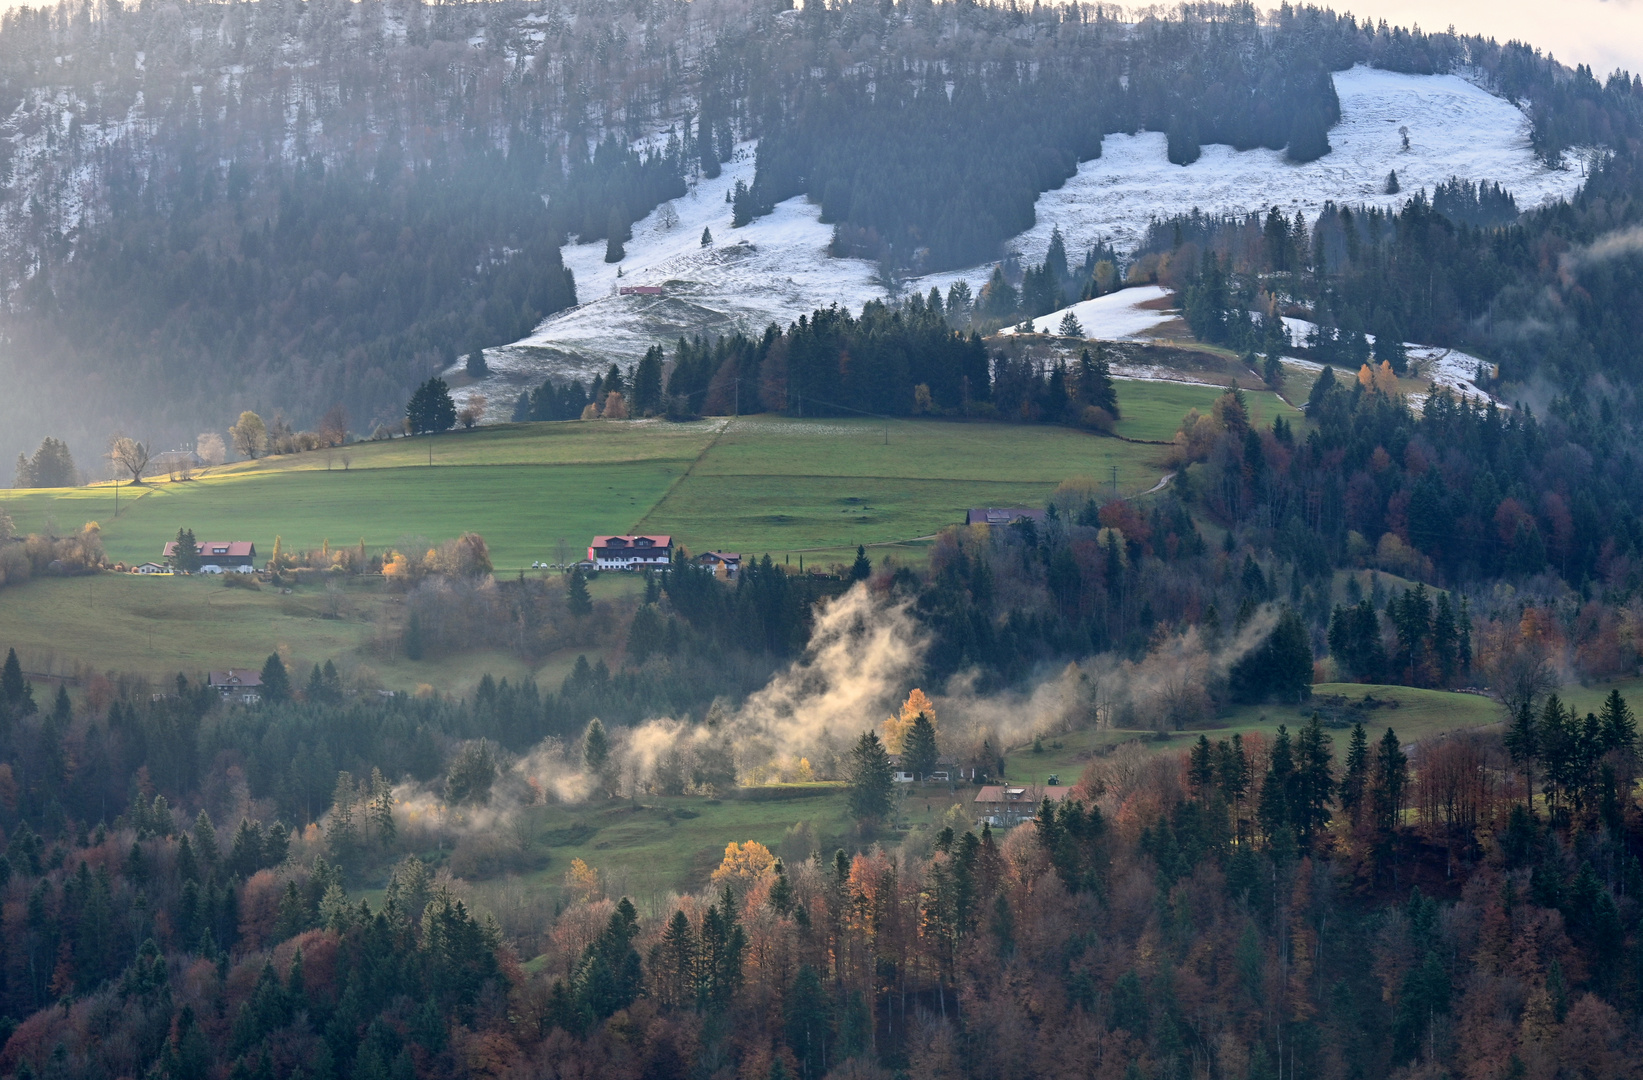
(583, 718, 610, 776)
(406, 377, 457, 435)
(1340, 722, 1370, 824)
(1599, 689, 1636, 754)
(604, 208, 628, 263)
(903, 712, 939, 782)
(847, 731, 894, 822)
(259, 653, 290, 704)
(171, 528, 201, 573)
(566, 569, 593, 617)
(1372, 728, 1409, 833)
(1, 647, 35, 719)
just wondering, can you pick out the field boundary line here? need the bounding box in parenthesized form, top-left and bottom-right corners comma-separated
(629, 418, 732, 533)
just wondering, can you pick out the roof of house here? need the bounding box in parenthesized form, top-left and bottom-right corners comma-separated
(974, 784, 1075, 805)
(207, 669, 263, 688)
(590, 535, 672, 550)
(164, 540, 256, 559)
(698, 551, 741, 563)
(966, 508, 1047, 526)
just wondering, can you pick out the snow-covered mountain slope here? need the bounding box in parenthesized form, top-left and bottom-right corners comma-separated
(459, 65, 1588, 418)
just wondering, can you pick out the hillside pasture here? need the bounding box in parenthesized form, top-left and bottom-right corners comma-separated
(1108, 379, 1302, 443)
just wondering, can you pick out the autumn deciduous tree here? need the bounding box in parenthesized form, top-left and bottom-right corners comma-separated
(881, 688, 935, 752)
(230, 411, 267, 459)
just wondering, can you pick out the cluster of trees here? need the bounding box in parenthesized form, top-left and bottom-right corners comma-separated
(1328, 582, 1470, 686)
(11, 438, 75, 488)
(8, 623, 1643, 1080)
(1139, 139, 1643, 394)
(1170, 368, 1643, 595)
(511, 296, 1122, 426)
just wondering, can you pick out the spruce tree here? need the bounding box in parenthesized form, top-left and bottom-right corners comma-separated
(1258, 725, 1294, 845)
(1340, 722, 1370, 824)
(583, 718, 610, 776)
(847, 731, 894, 822)
(172, 528, 200, 573)
(1599, 689, 1636, 754)
(1371, 728, 1408, 833)
(566, 569, 593, 617)
(903, 712, 939, 782)
(1293, 712, 1334, 843)
(605, 208, 628, 263)
(633, 345, 664, 414)
(850, 545, 872, 582)
(465, 348, 489, 378)
(259, 653, 289, 704)
(1, 648, 35, 718)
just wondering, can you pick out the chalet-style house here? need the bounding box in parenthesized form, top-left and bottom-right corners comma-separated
(697, 551, 741, 579)
(966, 507, 1047, 527)
(207, 669, 263, 704)
(132, 562, 170, 575)
(973, 782, 1073, 827)
(163, 540, 257, 571)
(588, 534, 672, 570)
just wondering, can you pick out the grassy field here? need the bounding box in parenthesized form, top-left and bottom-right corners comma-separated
(0, 571, 645, 693)
(1109, 379, 1302, 443)
(0, 412, 1188, 680)
(453, 782, 978, 914)
(642, 415, 1171, 566)
(4, 413, 1184, 571)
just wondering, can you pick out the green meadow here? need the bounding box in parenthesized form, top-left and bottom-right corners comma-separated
(0, 407, 1194, 680)
(1108, 379, 1301, 443)
(4, 412, 1185, 571)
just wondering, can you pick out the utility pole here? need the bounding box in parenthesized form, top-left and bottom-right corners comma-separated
(1110, 464, 1119, 498)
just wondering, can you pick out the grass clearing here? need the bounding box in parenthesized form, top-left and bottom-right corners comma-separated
(1109, 380, 1302, 443)
(471, 782, 977, 911)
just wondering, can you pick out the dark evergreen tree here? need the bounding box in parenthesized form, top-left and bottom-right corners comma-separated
(171, 528, 201, 573)
(847, 731, 894, 822)
(903, 712, 939, 782)
(406, 378, 457, 435)
(259, 653, 289, 705)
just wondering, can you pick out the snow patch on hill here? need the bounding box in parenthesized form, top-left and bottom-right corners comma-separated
(462, 65, 1588, 420)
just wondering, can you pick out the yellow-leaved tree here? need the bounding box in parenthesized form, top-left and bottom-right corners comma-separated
(710, 840, 775, 891)
(882, 688, 936, 753)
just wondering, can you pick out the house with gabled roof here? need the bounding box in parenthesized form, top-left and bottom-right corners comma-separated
(163, 540, 257, 570)
(208, 669, 262, 704)
(588, 535, 672, 570)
